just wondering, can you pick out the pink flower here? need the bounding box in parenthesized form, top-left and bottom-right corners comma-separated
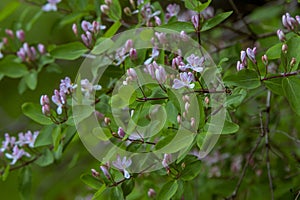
(172, 72, 195, 89)
(112, 155, 132, 179)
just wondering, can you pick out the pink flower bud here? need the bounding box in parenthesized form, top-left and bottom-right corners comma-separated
(100, 165, 111, 179)
(129, 48, 137, 60)
(240, 50, 247, 66)
(127, 68, 137, 79)
(92, 21, 100, 33)
(236, 61, 245, 71)
(2, 37, 8, 45)
(95, 111, 104, 120)
(16, 29, 25, 42)
(72, 23, 78, 36)
(296, 15, 300, 25)
(190, 117, 195, 128)
(81, 20, 91, 32)
(162, 154, 171, 169)
(5, 29, 14, 38)
(104, 117, 111, 125)
(246, 47, 257, 64)
(282, 44, 288, 53)
(155, 66, 167, 84)
(276, 29, 286, 42)
(191, 15, 199, 29)
(154, 16, 161, 26)
(148, 188, 156, 198)
(42, 104, 51, 116)
(104, 0, 112, 6)
(100, 4, 109, 15)
(38, 44, 46, 54)
(40, 95, 50, 105)
(185, 102, 190, 112)
(30, 46, 37, 60)
(261, 54, 268, 65)
(205, 96, 209, 105)
(125, 39, 133, 52)
(118, 127, 125, 138)
(81, 34, 89, 47)
(91, 169, 100, 177)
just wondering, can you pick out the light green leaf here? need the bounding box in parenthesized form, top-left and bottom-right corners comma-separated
(201, 11, 233, 32)
(24, 70, 38, 90)
(158, 181, 178, 200)
(92, 185, 107, 200)
(22, 103, 52, 125)
(282, 77, 300, 115)
(184, 0, 211, 12)
(52, 125, 62, 151)
(1, 165, 10, 181)
(34, 149, 54, 167)
(80, 173, 103, 190)
(224, 69, 261, 89)
(50, 42, 88, 60)
(0, 61, 28, 78)
(104, 21, 122, 38)
(107, 0, 122, 21)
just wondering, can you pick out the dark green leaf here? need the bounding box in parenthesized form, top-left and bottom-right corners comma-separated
(34, 149, 54, 167)
(224, 69, 261, 89)
(158, 181, 178, 200)
(264, 78, 284, 96)
(158, 22, 195, 33)
(121, 179, 135, 197)
(282, 77, 300, 115)
(50, 42, 88, 60)
(18, 167, 31, 200)
(22, 103, 52, 125)
(35, 125, 54, 147)
(181, 160, 201, 181)
(266, 43, 281, 60)
(201, 11, 233, 32)
(286, 36, 300, 69)
(80, 173, 103, 190)
(0, 2, 20, 22)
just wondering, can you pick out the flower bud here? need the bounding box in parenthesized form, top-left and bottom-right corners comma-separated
(261, 54, 268, 65)
(205, 96, 209, 105)
(154, 16, 161, 26)
(296, 15, 300, 25)
(104, 117, 111, 125)
(5, 29, 14, 38)
(240, 50, 247, 66)
(282, 44, 288, 53)
(38, 44, 46, 54)
(91, 169, 100, 177)
(246, 47, 257, 64)
(148, 188, 156, 198)
(155, 66, 167, 84)
(100, 165, 111, 179)
(191, 15, 199, 29)
(177, 115, 181, 124)
(16, 29, 25, 42)
(42, 104, 51, 116)
(236, 61, 245, 71)
(129, 48, 137, 60)
(81, 34, 89, 47)
(276, 29, 286, 42)
(129, 0, 135, 9)
(127, 68, 137, 79)
(162, 154, 171, 169)
(185, 102, 190, 112)
(125, 39, 133, 52)
(40, 95, 50, 105)
(2, 37, 8, 45)
(72, 23, 78, 36)
(190, 117, 195, 128)
(104, 0, 112, 6)
(290, 57, 296, 67)
(124, 7, 132, 16)
(100, 4, 109, 15)
(118, 127, 125, 138)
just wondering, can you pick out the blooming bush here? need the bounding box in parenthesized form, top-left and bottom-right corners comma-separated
(1, 0, 300, 199)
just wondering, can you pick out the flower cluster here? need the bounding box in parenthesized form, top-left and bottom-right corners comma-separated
(17, 43, 46, 63)
(73, 20, 106, 48)
(115, 39, 137, 65)
(236, 47, 257, 71)
(144, 61, 167, 84)
(1, 131, 39, 165)
(282, 13, 300, 31)
(40, 77, 101, 116)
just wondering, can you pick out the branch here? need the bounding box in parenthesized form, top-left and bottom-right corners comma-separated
(261, 70, 300, 81)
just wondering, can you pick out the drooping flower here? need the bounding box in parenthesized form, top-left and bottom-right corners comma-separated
(246, 47, 257, 64)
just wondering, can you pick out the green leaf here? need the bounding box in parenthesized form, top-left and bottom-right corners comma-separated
(50, 42, 88, 60)
(266, 43, 281, 60)
(181, 159, 201, 181)
(282, 77, 300, 115)
(18, 167, 31, 200)
(58, 12, 88, 27)
(158, 22, 195, 33)
(34, 149, 54, 167)
(184, 0, 211, 12)
(286, 36, 300, 69)
(264, 78, 284, 96)
(52, 125, 62, 151)
(107, 0, 122, 21)
(0, 2, 20, 22)
(166, 101, 178, 124)
(22, 103, 52, 125)
(158, 181, 178, 200)
(104, 21, 122, 38)
(0, 60, 28, 78)
(80, 173, 103, 190)
(121, 179, 135, 197)
(201, 11, 233, 32)
(222, 120, 239, 134)
(34, 125, 54, 147)
(1, 165, 10, 181)
(24, 70, 38, 90)
(224, 69, 261, 89)
(92, 185, 107, 200)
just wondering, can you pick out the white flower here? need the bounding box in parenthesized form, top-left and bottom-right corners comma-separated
(5, 145, 30, 165)
(172, 72, 195, 89)
(112, 155, 132, 179)
(185, 54, 205, 72)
